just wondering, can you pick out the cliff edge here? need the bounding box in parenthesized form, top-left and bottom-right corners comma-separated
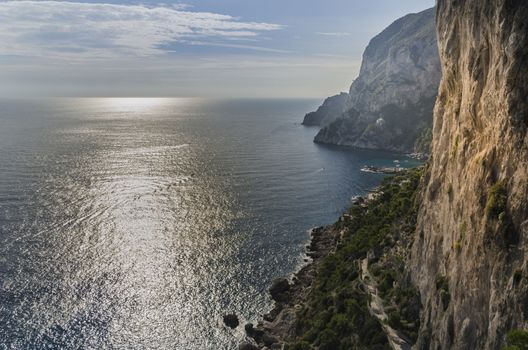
(302, 92, 348, 126)
(412, 1, 528, 349)
(312, 8, 441, 153)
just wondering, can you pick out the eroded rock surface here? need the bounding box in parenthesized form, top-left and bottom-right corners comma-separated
(302, 92, 348, 126)
(412, 2, 528, 349)
(313, 7, 441, 153)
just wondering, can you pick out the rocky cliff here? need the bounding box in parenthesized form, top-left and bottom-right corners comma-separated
(312, 7, 441, 153)
(411, 1, 528, 349)
(302, 92, 348, 126)
(244, 2, 528, 349)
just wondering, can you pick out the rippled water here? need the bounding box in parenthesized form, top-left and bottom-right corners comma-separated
(0, 98, 419, 349)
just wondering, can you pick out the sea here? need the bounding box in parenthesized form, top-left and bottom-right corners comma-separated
(0, 98, 420, 349)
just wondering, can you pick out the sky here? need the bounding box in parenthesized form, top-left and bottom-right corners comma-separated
(0, 0, 435, 98)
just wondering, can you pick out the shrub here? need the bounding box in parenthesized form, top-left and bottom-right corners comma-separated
(452, 135, 460, 158)
(289, 340, 311, 350)
(435, 275, 449, 292)
(329, 313, 351, 334)
(379, 272, 395, 295)
(317, 329, 339, 350)
(435, 275, 450, 307)
(292, 168, 424, 349)
(503, 329, 528, 350)
(486, 180, 508, 220)
(454, 240, 462, 253)
(388, 311, 403, 329)
(460, 222, 467, 239)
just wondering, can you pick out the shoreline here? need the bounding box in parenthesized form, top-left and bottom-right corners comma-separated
(241, 225, 342, 349)
(241, 191, 379, 349)
(238, 168, 423, 349)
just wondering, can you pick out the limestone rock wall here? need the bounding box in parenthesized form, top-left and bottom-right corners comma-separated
(411, 1, 528, 349)
(313, 7, 441, 153)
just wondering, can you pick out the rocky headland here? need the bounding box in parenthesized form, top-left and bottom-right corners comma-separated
(302, 92, 349, 127)
(308, 7, 441, 154)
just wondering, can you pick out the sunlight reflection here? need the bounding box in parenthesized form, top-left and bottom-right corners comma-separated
(98, 97, 174, 112)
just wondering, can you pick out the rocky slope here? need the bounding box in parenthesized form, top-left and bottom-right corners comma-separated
(312, 7, 441, 153)
(242, 169, 424, 350)
(302, 92, 348, 126)
(411, 1, 528, 349)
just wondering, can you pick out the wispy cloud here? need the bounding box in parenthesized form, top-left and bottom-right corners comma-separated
(0, 1, 283, 59)
(316, 32, 352, 37)
(181, 41, 292, 54)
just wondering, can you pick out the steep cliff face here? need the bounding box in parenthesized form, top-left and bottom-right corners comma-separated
(302, 92, 348, 126)
(313, 7, 441, 153)
(412, 1, 528, 349)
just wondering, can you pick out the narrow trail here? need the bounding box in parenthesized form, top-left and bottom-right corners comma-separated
(360, 258, 412, 350)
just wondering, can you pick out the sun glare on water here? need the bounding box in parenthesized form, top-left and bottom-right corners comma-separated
(100, 97, 174, 111)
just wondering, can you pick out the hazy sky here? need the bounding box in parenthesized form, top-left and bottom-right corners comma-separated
(0, 0, 435, 98)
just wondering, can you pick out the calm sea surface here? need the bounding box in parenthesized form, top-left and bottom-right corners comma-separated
(0, 98, 419, 349)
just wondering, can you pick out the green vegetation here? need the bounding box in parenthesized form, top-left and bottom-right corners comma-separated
(453, 240, 462, 253)
(289, 168, 423, 349)
(452, 135, 460, 158)
(435, 275, 450, 308)
(502, 330, 528, 350)
(460, 222, 467, 240)
(435, 275, 448, 292)
(373, 253, 420, 342)
(454, 223, 466, 253)
(486, 180, 508, 220)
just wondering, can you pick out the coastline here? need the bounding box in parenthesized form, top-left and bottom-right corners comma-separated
(239, 167, 424, 349)
(241, 191, 380, 349)
(241, 225, 341, 349)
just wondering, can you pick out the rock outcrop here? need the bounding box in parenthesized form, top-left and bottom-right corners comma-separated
(311, 7, 441, 153)
(302, 92, 348, 126)
(245, 226, 343, 349)
(411, 1, 528, 349)
(223, 314, 240, 329)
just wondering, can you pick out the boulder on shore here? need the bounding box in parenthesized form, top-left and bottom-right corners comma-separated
(223, 314, 239, 329)
(269, 278, 290, 303)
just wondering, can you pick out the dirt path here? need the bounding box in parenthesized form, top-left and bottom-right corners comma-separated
(360, 258, 412, 350)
